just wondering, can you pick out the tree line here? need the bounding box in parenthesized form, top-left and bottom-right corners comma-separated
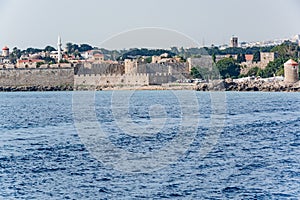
(190, 41, 300, 79)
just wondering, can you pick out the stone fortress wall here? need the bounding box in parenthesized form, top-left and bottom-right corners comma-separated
(125, 59, 188, 75)
(74, 61, 189, 88)
(0, 68, 74, 87)
(74, 73, 150, 86)
(3, 54, 295, 90)
(74, 73, 176, 87)
(0, 60, 188, 89)
(187, 56, 214, 71)
(74, 62, 135, 87)
(75, 63, 125, 75)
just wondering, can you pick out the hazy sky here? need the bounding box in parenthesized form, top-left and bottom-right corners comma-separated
(0, 0, 299, 50)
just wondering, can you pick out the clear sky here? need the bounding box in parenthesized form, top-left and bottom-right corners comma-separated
(0, 0, 299, 50)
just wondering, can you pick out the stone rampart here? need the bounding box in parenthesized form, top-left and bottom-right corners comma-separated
(0, 68, 74, 87)
(74, 73, 150, 87)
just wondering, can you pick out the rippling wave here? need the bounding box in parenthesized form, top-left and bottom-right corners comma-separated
(0, 91, 299, 199)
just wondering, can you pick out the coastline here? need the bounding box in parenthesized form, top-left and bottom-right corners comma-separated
(196, 79, 300, 92)
(1, 80, 300, 92)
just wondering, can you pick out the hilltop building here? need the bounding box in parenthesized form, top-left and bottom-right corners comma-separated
(187, 56, 214, 72)
(93, 53, 104, 62)
(240, 52, 277, 75)
(16, 59, 45, 68)
(245, 54, 254, 63)
(151, 53, 180, 64)
(260, 52, 276, 64)
(292, 34, 300, 46)
(284, 59, 299, 83)
(2, 46, 9, 57)
(230, 36, 238, 48)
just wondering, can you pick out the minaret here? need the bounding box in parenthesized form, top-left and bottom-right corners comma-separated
(57, 35, 62, 63)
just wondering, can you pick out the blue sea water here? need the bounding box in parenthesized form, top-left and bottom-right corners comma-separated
(0, 91, 299, 199)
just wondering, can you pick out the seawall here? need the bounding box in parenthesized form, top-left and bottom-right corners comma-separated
(0, 67, 299, 92)
(0, 68, 74, 91)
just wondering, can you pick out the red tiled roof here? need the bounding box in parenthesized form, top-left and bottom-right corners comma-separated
(245, 54, 253, 61)
(2, 46, 9, 50)
(93, 53, 104, 57)
(285, 59, 298, 66)
(18, 59, 44, 63)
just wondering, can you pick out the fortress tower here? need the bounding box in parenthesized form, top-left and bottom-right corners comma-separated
(124, 59, 138, 74)
(2, 46, 9, 57)
(284, 59, 299, 83)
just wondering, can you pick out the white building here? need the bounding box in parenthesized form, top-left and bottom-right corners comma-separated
(2, 46, 9, 57)
(292, 34, 300, 46)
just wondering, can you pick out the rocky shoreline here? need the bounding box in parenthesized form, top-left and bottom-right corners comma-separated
(1, 80, 300, 92)
(74, 84, 196, 91)
(0, 85, 73, 92)
(196, 79, 300, 92)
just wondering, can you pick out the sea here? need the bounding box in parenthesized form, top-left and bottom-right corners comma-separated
(0, 91, 299, 199)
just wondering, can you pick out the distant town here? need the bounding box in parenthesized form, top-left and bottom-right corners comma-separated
(0, 34, 299, 91)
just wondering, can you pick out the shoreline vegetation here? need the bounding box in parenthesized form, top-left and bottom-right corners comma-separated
(1, 79, 299, 92)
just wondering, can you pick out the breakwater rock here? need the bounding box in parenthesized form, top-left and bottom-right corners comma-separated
(196, 79, 300, 92)
(0, 85, 73, 92)
(73, 83, 196, 91)
(1, 80, 299, 92)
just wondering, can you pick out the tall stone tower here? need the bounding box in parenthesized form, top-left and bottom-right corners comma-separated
(230, 36, 238, 48)
(284, 59, 299, 83)
(57, 36, 62, 63)
(124, 59, 138, 74)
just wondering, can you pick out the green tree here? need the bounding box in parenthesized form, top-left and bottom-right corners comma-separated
(43, 56, 56, 64)
(36, 62, 44, 68)
(246, 66, 259, 76)
(276, 67, 284, 76)
(191, 66, 221, 80)
(271, 41, 298, 59)
(170, 46, 179, 54)
(44, 45, 56, 52)
(73, 50, 82, 59)
(9, 47, 22, 64)
(253, 51, 260, 62)
(258, 41, 300, 78)
(144, 57, 152, 63)
(216, 58, 240, 78)
(256, 68, 264, 77)
(121, 49, 175, 60)
(262, 57, 287, 78)
(212, 53, 216, 63)
(236, 53, 246, 63)
(59, 59, 69, 63)
(24, 47, 42, 54)
(79, 44, 93, 52)
(66, 42, 73, 54)
(190, 67, 201, 79)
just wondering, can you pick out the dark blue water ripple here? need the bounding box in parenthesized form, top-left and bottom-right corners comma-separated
(0, 91, 299, 199)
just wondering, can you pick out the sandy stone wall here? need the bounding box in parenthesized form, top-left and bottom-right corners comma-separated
(74, 73, 182, 87)
(74, 73, 150, 86)
(0, 68, 74, 87)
